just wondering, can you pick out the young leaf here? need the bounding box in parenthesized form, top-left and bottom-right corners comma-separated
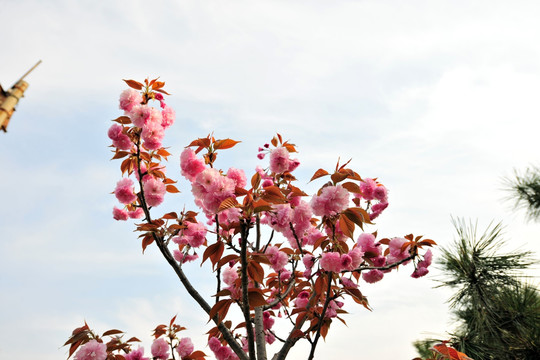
(213, 138, 241, 150)
(123, 79, 143, 90)
(310, 168, 329, 182)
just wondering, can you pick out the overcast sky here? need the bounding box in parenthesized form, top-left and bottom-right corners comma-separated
(1, 1, 540, 359)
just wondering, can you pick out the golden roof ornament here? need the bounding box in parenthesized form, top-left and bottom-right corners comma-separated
(0, 60, 41, 132)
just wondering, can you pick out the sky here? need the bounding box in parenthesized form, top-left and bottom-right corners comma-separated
(1, 0, 540, 359)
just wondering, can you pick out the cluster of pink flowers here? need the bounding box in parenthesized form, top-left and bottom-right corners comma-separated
(108, 87, 174, 222)
(310, 185, 350, 217)
(267, 146, 300, 174)
(150, 338, 169, 360)
(412, 249, 433, 278)
(208, 337, 239, 360)
(319, 248, 363, 273)
(74, 340, 107, 360)
(124, 347, 149, 360)
(356, 178, 389, 220)
(265, 246, 289, 272)
(118, 89, 175, 151)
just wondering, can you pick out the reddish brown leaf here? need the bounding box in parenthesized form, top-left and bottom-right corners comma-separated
(218, 197, 239, 212)
(123, 79, 143, 90)
(310, 168, 329, 182)
(213, 138, 241, 150)
(339, 214, 355, 239)
(142, 234, 154, 253)
(166, 185, 180, 193)
(248, 290, 267, 308)
(247, 261, 265, 283)
(102, 329, 123, 337)
(341, 181, 361, 193)
(331, 172, 348, 184)
(290, 329, 304, 339)
(113, 116, 132, 125)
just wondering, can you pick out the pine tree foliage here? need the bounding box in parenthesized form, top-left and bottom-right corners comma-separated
(414, 219, 539, 360)
(505, 166, 540, 221)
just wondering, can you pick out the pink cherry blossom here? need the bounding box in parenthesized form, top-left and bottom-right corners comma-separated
(226, 167, 247, 188)
(373, 184, 388, 202)
(263, 311, 274, 330)
(177, 338, 194, 358)
(184, 221, 207, 248)
(129, 104, 152, 128)
(357, 233, 381, 256)
(113, 206, 129, 221)
(142, 177, 165, 207)
(310, 185, 349, 217)
(269, 146, 290, 173)
(141, 117, 164, 151)
(119, 88, 142, 112)
(115, 178, 137, 204)
(387, 237, 411, 264)
(125, 347, 149, 360)
(74, 340, 107, 360)
(222, 265, 239, 285)
(128, 208, 144, 219)
(362, 269, 384, 283)
(150, 338, 169, 360)
(320, 252, 342, 273)
(359, 178, 377, 200)
(161, 105, 175, 128)
(180, 148, 206, 182)
(266, 246, 288, 272)
(294, 290, 310, 308)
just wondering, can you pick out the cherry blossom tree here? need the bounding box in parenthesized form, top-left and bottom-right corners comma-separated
(65, 78, 436, 360)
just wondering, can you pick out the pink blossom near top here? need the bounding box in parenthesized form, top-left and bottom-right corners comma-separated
(310, 185, 350, 217)
(362, 269, 384, 283)
(373, 184, 388, 202)
(269, 146, 290, 173)
(184, 221, 207, 248)
(141, 117, 165, 151)
(222, 265, 239, 286)
(180, 148, 206, 182)
(124, 347, 149, 360)
(177, 337, 194, 358)
(226, 167, 247, 188)
(119, 88, 142, 112)
(74, 340, 107, 360)
(150, 338, 170, 360)
(113, 206, 129, 221)
(129, 104, 152, 128)
(319, 252, 342, 273)
(115, 178, 137, 204)
(161, 105, 175, 128)
(357, 233, 381, 256)
(359, 178, 377, 200)
(142, 176, 166, 207)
